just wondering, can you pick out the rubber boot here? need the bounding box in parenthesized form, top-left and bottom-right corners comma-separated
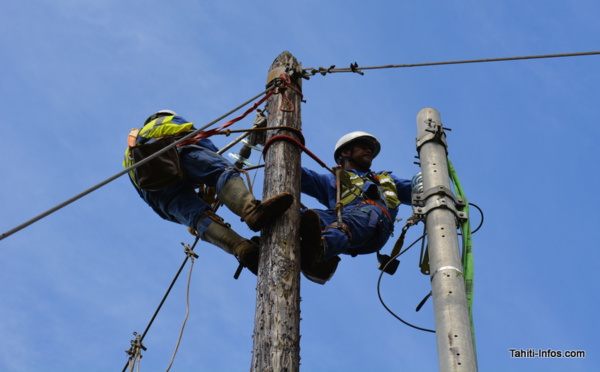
(203, 220, 260, 275)
(218, 177, 294, 232)
(299, 209, 340, 284)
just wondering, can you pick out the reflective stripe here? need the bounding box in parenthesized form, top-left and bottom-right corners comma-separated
(137, 116, 194, 144)
(123, 115, 194, 188)
(339, 170, 401, 210)
(360, 200, 393, 221)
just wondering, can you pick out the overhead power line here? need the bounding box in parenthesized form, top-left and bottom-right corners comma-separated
(2, 49, 599, 242)
(304, 50, 600, 76)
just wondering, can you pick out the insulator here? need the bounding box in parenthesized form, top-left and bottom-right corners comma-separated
(411, 172, 424, 194)
(228, 153, 254, 167)
(241, 138, 263, 151)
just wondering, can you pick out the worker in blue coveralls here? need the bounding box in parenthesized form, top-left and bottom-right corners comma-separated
(124, 110, 294, 275)
(299, 131, 412, 284)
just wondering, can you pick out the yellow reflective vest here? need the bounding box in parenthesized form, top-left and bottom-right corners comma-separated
(122, 115, 194, 184)
(339, 171, 401, 210)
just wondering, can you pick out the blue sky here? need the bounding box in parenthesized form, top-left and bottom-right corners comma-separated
(1, 1, 599, 371)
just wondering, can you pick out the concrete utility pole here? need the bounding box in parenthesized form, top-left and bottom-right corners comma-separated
(251, 51, 303, 372)
(415, 108, 477, 372)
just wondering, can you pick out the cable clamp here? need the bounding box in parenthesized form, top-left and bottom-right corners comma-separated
(349, 62, 364, 75)
(125, 331, 147, 361)
(181, 243, 199, 260)
(266, 62, 303, 87)
(266, 66, 287, 88)
(302, 65, 336, 77)
(430, 265, 463, 281)
(302, 62, 365, 78)
(416, 118, 450, 151)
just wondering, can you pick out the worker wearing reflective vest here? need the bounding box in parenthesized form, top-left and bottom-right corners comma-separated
(124, 110, 294, 275)
(300, 131, 412, 284)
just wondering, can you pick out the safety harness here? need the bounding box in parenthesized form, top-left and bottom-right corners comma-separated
(336, 168, 401, 222)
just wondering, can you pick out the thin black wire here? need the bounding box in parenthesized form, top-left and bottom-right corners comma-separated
(453, 202, 485, 238)
(379, 201, 485, 333)
(0, 86, 276, 242)
(121, 237, 200, 372)
(306, 50, 600, 75)
(469, 202, 484, 234)
(377, 233, 435, 333)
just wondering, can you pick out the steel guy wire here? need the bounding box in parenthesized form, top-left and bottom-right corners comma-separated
(0, 85, 276, 242)
(303, 50, 600, 76)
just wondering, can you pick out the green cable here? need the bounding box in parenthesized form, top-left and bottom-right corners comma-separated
(447, 158, 477, 355)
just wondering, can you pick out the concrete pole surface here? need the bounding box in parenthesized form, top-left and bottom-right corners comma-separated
(416, 108, 477, 372)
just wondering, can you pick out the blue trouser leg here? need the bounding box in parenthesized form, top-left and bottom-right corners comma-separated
(311, 204, 393, 261)
(139, 145, 243, 236)
(312, 210, 348, 260)
(140, 181, 213, 232)
(179, 145, 241, 192)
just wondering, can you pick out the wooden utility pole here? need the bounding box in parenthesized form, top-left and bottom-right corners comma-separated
(415, 108, 477, 372)
(251, 51, 303, 372)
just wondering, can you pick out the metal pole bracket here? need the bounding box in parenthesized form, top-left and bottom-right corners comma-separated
(413, 186, 468, 221)
(413, 185, 466, 207)
(416, 119, 449, 151)
(266, 63, 304, 88)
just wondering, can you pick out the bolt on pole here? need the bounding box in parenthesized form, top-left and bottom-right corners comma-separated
(415, 108, 477, 372)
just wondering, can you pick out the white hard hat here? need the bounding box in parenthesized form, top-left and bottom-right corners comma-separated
(144, 109, 178, 125)
(334, 131, 380, 164)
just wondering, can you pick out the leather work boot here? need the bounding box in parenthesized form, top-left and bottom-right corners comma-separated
(203, 220, 260, 275)
(218, 177, 294, 232)
(302, 256, 341, 285)
(299, 209, 340, 284)
(299, 209, 325, 269)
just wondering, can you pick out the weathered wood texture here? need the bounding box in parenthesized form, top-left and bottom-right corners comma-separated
(251, 51, 303, 372)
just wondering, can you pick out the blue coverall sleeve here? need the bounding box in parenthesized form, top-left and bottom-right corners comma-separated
(301, 167, 335, 208)
(195, 138, 219, 152)
(392, 174, 413, 206)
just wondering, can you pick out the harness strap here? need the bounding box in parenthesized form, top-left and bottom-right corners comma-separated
(324, 221, 352, 241)
(359, 199, 393, 222)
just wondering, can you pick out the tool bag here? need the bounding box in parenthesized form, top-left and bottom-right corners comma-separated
(130, 136, 185, 191)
